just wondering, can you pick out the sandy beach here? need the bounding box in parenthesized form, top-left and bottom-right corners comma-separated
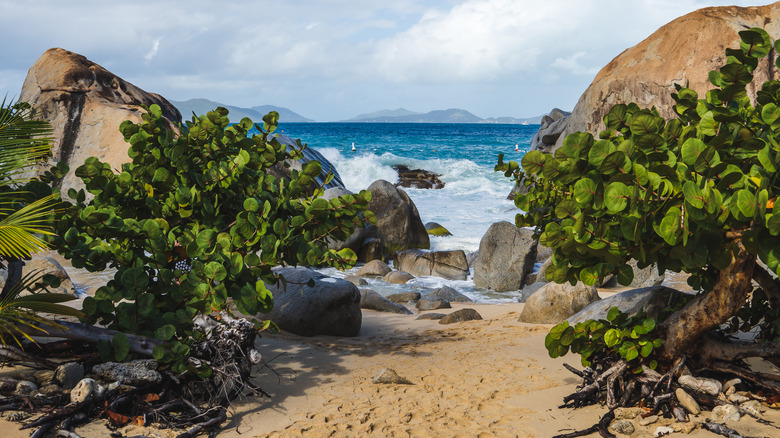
(3, 299, 780, 437)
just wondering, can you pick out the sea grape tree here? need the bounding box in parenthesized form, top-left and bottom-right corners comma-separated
(498, 27, 780, 364)
(53, 106, 373, 372)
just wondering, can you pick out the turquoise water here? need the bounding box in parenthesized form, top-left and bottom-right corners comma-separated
(277, 122, 538, 302)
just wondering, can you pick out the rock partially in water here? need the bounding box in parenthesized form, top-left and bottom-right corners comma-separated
(423, 286, 472, 303)
(383, 271, 415, 284)
(425, 222, 452, 237)
(395, 249, 469, 281)
(355, 260, 392, 278)
(393, 165, 444, 190)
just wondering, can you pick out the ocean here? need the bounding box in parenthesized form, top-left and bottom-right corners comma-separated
(277, 122, 539, 303)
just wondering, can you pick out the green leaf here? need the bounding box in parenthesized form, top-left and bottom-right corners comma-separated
(737, 189, 757, 218)
(658, 207, 682, 245)
(154, 324, 177, 341)
(616, 264, 634, 286)
(607, 307, 620, 322)
(573, 178, 597, 205)
(683, 181, 705, 209)
(113, 333, 130, 361)
(681, 138, 706, 165)
(604, 328, 621, 347)
(521, 150, 546, 175)
(604, 182, 631, 213)
(579, 266, 600, 286)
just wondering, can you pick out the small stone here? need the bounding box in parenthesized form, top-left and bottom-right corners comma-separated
(678, 375, 722, 396)
(654, 426, 674, 437)
(0, 377, 18, 393)
(55, 362, 84, 390)
(33, 370, 55, 386)
(14, 380, 37, 395)
(383, 271, 415, 284)
(671, 422, 697, 433)
(70, 378, 104, 404)
(106, 381, 121, 392)
(36, 384, 63, 396)
(741, 400, 764, 417)
(373, 368, 413, 385)
(728, 393, 749, 404)
(439, 308, 483, 324)
(723, 378, 741, 395)
(92, 359, 161, 386)
(675, 388, 701, 415)
(416, 298, 451, 311)
(614, 407, 645, 420)
(608, 420, 635, 435)
(711, 404, 740, 423)
(416, 313, 446, 320)
(639, 415, 659, 426)
(387, 292, 421, 303)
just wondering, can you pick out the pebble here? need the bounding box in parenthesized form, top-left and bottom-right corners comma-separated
(654, 426, 675, 436)
(639, 415, 659, 426)
(675, 388, 701, 415)
(55, 362, 84, 390)
(373, 368, 413, 385)
(70, 378, 105, 404)
(711, 404, 740, 422)
(741, 400, 764, 417)
(608, 419, 635, 435)
(723, 378, 741, 395)
(672, 422, 697, 433)
(14, 380, 37, 395)
(678, 375, 722, 396)
(33, 370, 55, 386)
(728, 393, 749, 404)
(614, 407, 645, 420)
(387, 292, 421, 303)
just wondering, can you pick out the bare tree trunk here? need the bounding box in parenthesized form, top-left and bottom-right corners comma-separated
(661, 244, 755, 360)
(20, 320, 162, 356)
(0, 258, 24, 299)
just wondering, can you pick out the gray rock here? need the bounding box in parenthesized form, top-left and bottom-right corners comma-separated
(529, 109, 571, 154)
(473, 222, 536, 292)
(387, 292, 421, 303)
(14, 381, 37, 395)
(92, 360, 161, 386)
(373, 368, 413, 385)
(322, 187, 367, 253)
(267, 267, 361, 337)
(343, 275, 368, 287)
(358, 237, 385, 263)
(383, 271, 415, 284)
(519, 282, 599, 324)
(518, 282, 547, 302)
(416, 298, 451, 311)
(678, 375, 722, 397)
(602, 259, 665, 289)
(34, 370, 55, 386)
(535, 244, 553, 263)
(465, 251, 479, 268)
(416, 313, 446, 320)
(70, 378, 104, 403)
(711, 404, 740, 422)
(0, 377, 18, 393)
(360, 290, 412, 314)
(366, 180, 429, 253)
(395, 249, 469, 281)
(675, 388, 701, 415)
(533, 257, 553, 284)
(422, 286, 472, 303)
(728, 393, 750, 404)
(424, 222, 452, 237)
(355, 260, 392, 277)
(55, 362, 84, 390)
(1, 256, 79, 296)
(569, 286, 689, 325)
(608, 420, 635, 436)
(439, 308, 483, 324)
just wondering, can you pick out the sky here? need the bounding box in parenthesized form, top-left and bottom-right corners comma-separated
(1, 0, 778, 122)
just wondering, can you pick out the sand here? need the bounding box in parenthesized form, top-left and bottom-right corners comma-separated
(4, 300, 780, 437)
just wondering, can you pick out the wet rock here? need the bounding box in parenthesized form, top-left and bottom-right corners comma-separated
(678, 375, 722, 397)
(383, 271, 415, 284)
(267, 267, 361, 337)
(711, 404, 740, 422)
(519, 281, 599, 324)
(367, 180, 429, 253)
(416, 298, 451, 311)
(608, 419, 635, 435)
(439, 308, 483, 324)
(386, 292, 421, 303)
(355, 260, 392, 277)
(424, 222, 452, 236)
(70, 378, 104, 403)
(373, 368, 413, 385)
(56, 362, 84, 390)
(360, 290, 412, 314)
(422, 286, 472, 303)
(416, 313, 446, 320)
(92, 359, 162, 386)
(675, 388, 701, 415)
(395, 249, 469, 281)
(344, 275, 368, 286)
(14, 381, 37, 395)
(393, 165, 445, 190)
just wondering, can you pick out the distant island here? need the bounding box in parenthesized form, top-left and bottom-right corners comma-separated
(170, 99, 544, 124)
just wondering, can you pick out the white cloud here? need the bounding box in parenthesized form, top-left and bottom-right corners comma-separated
(145, 39, 161, 62)
(551, 52, 600, 76)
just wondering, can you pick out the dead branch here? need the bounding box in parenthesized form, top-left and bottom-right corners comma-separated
(704, 361, 780, 393)
(552, 410, 616, 438)
(702, 422, 759, 438)
(18, 320, 162, 357)
(752, 263, 780, 310)
(175, 407, 227, 438)
(697, 337, 780, 365)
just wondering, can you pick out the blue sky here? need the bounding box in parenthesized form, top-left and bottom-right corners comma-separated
(0, 1, 777, 121)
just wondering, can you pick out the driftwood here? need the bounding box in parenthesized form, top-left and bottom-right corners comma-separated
(19, 320, 162, 356)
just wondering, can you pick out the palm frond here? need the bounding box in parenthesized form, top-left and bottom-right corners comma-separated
(0, 97, 53, 184)
(0, 193, 63, 258)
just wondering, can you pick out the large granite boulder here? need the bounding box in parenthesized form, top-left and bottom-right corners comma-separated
(473, 221, 536, 292)
(18, 48, 182, 194)
(553, 4, 780, 154)
(394, 249, 469, 281)
(359, 290, 412, 314)
(569, 286, 689, 325)
(366, 180, 429, 254)
(0, 255, 78, 296)
(355, 260, 392, 277)
(518, 282, 599, 324)
(529, 108, 570, 154)
(602, 260, 665, 289)
(267, 267, 361, 337)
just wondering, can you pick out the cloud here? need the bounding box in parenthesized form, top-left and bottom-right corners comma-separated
(145, 39, 161, 62)
(551, 52, 600, 76)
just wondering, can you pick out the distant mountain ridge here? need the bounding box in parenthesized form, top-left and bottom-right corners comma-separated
(344, 108, 543, 124)
(170, 98, 314, 123)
